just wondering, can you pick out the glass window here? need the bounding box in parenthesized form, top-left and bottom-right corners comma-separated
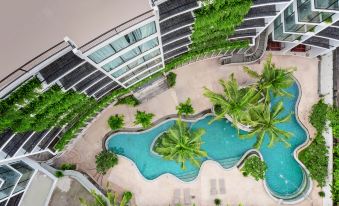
(120, 47, 141, 62)
(103, 57, 124, 72)
(112, 66, 129, 78)
(133, 22, 157, 41)
(88, 45, 115, 63)
(143, 49, 161, 61)
(111, 35, 131, 52)
(128, 57, 145, 70)
(139, 38, 159, 53)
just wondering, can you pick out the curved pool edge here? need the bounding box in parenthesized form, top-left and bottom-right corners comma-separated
(103, 78, 313, 204)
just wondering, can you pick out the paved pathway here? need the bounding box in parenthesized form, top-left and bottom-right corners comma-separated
(55, 54, 322, 205)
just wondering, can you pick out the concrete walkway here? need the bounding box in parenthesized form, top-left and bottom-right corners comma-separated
(55, 54, 322, 205)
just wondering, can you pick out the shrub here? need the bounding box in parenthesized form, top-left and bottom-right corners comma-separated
(95, 150, 118, 175)
(333, 145, 339, 203)
(309, 100, 328, 133)
(134, 110, 154, 128)
(318, 191, 325, 197)
(116, 95, 140, 107)
(214, 198, 221, 206)
(108, 114, 124, 131)
(176, 98, 195, 116)
(214, 104, 223, 116)
(242, 172, 248, 177)
(241, 156, 267, 181)
(55, 171, 64, 178)
(328, 107, 339, 138)
(60, 163, 76, 170)
(166, 72, 177, 87)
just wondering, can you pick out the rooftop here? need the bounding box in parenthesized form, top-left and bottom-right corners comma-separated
(0, 0, 152, 80)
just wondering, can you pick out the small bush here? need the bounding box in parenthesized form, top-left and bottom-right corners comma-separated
(241, 156, 267, 181)
(214, 104, 223, 116)
(95, 150, 118, 175)
(176, 98, 195, 116)
(134, 110, 154, 128)
(60, 163, 76, 170)
(55, 171, 64, 178)
(309, 100, 328, 133)
(214, 198, 221, 206)
(242, 172, 248, 177)
(166, 72, 177, 87)
(108, 114, 124, 131)
(318, 191, 325, 197)
(116, 95, 140, 107)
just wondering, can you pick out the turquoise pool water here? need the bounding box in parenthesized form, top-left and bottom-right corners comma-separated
(106, 83, 309, 199)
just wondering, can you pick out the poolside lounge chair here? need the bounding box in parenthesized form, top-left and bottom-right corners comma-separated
(173, 189, 181, 205)
(184, 188, 191, 205)
(219, 178, 226, 194)
(210, 179, 217, 195)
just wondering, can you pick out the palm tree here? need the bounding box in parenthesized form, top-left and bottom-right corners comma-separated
(154, 119, 207, 170)
(203, 73, 259, 126)
(240, 101, 293, 149)
(243, 54, 295, 103)
(79, 190, 132, 206)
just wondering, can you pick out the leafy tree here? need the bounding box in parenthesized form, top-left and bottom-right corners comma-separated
(166, 72, 177, 87)
(80, 190, 132, 206)
(204, 73, 259, 126)
(241, 156, 267, 180)
(108, 115, 124, 131)
(176, 98, 195, 116)
(243, 55, 295, 103)
(134, 110, 154, 128)
(154, 119, 207, 170)
(241, 101, 293, 149)
(95, 151, 118, 175)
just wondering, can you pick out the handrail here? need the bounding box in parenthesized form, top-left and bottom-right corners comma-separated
(0, 41, 70, 95)
(79, 10, 155, 53)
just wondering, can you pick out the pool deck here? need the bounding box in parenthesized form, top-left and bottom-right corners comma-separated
(55, 54, 323, 205)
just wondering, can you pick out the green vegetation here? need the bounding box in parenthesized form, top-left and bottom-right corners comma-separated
(241, 101, 292, 149)
(166, 72, 177, 87)
(318, 191, 325, 197)
(176, 98, 195, 116)
(213, 104, 223, 116)
(80, 190, 132, 206)
(116, 95, 139, 107)
(243, 54, 295, 103)
(333, 145, 339, 203)
(55, 170, 64, 178)
(60, 163, 76, 170)
(134, 110, 154, 128)
(153, 119, 207, 170)
(328, 106, 339, 138)
(299, 100, 329, 187)
(214, 198, 221, 206)
(241, 156, 267, 181)
(95, 150, 118, 175)
(0, 78, 93, 133)
(108, 114, 124, 131)
(204, 74, 259, 126)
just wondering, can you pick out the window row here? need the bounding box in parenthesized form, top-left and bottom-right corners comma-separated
(124, 64, 163, 87)
(88, 22, 157, 64)
(102, 38, 159, 72)
(112, 49, 161, 78)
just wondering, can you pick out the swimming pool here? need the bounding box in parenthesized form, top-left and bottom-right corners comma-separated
(106, 82, 310, 199)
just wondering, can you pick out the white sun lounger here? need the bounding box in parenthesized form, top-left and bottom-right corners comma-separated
(219, 178, 226, 194)
(210, 179, 217, 195)
(173, 189, 181, 205)
(184, 188, 191, 205)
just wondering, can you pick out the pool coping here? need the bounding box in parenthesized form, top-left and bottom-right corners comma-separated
(102, 77, 313, 204)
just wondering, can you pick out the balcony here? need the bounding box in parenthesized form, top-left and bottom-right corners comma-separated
(163, 37, 191, 53)
(236, 18, 266, 30)
(160, 13, 195, 35)
(73, 71, 106, 92)
(164, 46, 189, 61)
(59, 63, 96, 90)
(317, 26, 339, 40)
(162, 27, 192, 45)
(245, 5, 277, 19)
(158, 0, 199, 21)
(297, 0, 334, 23)
(85, 77, 113, 96)
(303, 36, 331, 49)
(229, 29, 257, 39)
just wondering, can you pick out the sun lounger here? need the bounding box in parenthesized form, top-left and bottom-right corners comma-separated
(210, 179, 217, 195)
(184, 188, 191, 205)
(219, 178, 226, 194)
(173, 189, 181, 205)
